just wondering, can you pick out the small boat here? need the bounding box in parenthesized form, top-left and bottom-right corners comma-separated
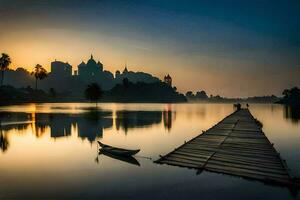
(97, 141, 140, 156)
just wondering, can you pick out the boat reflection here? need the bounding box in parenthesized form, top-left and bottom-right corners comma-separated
(98, 149, 141, 166)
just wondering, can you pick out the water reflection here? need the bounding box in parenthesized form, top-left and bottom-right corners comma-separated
(0, 109, 175, 152)
(115, 111, 163, 133)
(0, 132, 9, 152)
(163, 110, 175, 131)
(0, 103, 298, 154)
(77, 110, 113, 142)
(0, 103, 299, 200)
(284, 106, 300, 124)
(98, 149, 141, 166)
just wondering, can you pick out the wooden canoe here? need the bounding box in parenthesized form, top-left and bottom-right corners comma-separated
(97, 141, 140, 156)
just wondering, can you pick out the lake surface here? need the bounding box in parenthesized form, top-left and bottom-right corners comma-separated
(0, 103, 299, 200)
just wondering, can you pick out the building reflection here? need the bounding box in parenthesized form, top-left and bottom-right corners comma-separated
(32, 111, 113, 143)
(77, 110, 113, 142)
(34, 113, 73, 138)
(0, 109, 177, 152)
(163, 110, 175, 131)
(284, 106, 300, 124)
(115, 111, 163, 133)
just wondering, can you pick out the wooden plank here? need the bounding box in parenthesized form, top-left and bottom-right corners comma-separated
(221, 144, 275, 152)
(188, 141, 276, 154)
(176, 148, 214, 156)
(222, 141, 272, 149)
(181, 147, 281, 164)
(205, 163, 290, 180)
(213, 153, 282, 165)
(171, 151, 211, 160)
(161, 156, 204, 166)
(204, 166, 292, 185)
(207, 159, 287, 175)
(210, 155, 284, 170)
(219, 147, 279, 156)
(182, 144, 280, 160)
(167, 154, 207, 163)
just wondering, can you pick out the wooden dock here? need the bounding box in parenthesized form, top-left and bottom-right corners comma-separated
(155, 108, 299, 188)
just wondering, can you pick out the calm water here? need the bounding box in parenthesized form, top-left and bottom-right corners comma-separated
(0, 103, 299, 200)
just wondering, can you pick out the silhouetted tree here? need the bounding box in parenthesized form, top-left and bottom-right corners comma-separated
(0, 53, 11, 86)
(31, 64, 47, 90)
(196, 90, 208, 99)
(186, 91, 194, 98)
(283, 87, 300, 99)
(282, 89, 290, 98)
(49, 88, 56, 98)
(107, 81, 186, 102)
(85, 83, 103, 106)
(280, 87, 300, 105)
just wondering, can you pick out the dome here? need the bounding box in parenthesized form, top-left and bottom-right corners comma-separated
(87, 54, 97, 66)
(78, 61, 86, 68)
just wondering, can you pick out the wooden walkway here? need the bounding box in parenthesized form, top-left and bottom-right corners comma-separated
(155, 108, 299, 187)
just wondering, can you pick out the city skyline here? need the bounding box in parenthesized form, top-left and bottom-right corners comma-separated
(0, 0, 299, 97)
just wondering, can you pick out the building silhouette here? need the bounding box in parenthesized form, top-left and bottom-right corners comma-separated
(115, 70, 121, 78)
(51, 60, 72, 77)
(3, 54, 165, 94)
(78, 54, 104, 78)
(123, 65, 128, 74)
(164, 74, 172, 86)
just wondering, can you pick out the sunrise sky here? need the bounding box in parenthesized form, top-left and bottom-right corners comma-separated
(0, 0, 299, 97)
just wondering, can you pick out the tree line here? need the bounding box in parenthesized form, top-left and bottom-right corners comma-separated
(0, 53, 47, 90)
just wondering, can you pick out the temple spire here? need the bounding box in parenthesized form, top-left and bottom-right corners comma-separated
(123, 61, 128, 73)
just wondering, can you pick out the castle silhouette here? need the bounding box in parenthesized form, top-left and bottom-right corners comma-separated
(45, 54, 172, 92)
(2, 54, 175, 101)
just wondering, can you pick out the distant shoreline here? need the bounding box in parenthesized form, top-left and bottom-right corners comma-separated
(0, 100, 285, 106)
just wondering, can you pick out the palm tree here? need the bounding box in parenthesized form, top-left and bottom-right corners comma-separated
(0, 53, 12, 86)
(31, 64, 48, 90)
(85, 83, 103, 106)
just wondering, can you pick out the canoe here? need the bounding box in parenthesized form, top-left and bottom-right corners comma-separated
(99, 149, 141, 166)
(97, 141, 140, 156)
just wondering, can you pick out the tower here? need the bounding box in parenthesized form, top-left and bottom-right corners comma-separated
(123, 64, 128, 73)
(164, 74, 172, 86)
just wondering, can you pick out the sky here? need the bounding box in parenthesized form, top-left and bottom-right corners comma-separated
(0, 0, 299, 97)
